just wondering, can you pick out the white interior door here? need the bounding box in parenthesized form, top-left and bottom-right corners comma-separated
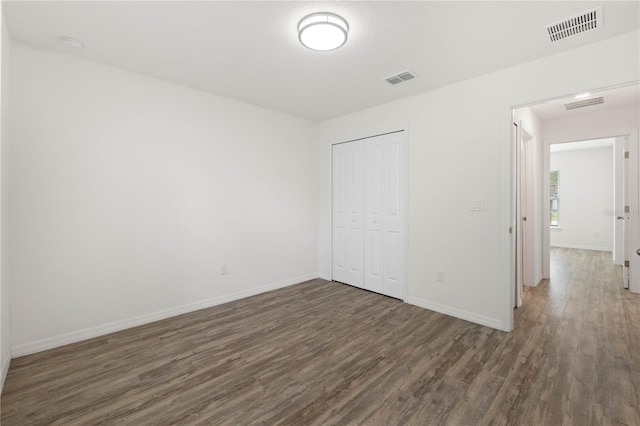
(511, 123, 518, 308)
(332, 142, 364, 288)
(520, 127, 537, 288)
(626, 132, 640, 293)
(364, 137, 384, 294)
(333, 132, 405, 299)
(622, 136, 630, 288)
(521, 135, 530, 287)
(614, 137, 625, 268)
(514, 123, 523, 308)
(381, 133, 404, 299)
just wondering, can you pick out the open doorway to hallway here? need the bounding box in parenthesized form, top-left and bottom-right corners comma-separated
(512, 83, 640, 311)
(549, 138, 622, 286)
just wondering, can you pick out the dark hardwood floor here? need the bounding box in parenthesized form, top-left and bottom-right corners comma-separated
(2, 248, 639, 425)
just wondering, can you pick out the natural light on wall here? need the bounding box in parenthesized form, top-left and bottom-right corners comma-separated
(298, 12, 349, 51)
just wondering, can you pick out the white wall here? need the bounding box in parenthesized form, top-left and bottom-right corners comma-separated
(0, 5, 11, 389)
(10, 43, 319, 355)
(543, 105, 640, 144)
(550, 147, 614, 251)
(513, 107, 544, 285)
(6, 29, 640, 357)
(318, 31, 640, 332)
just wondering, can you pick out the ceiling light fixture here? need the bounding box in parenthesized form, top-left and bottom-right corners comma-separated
(298, 12, 348, 51)
(575, 92, 591, 99)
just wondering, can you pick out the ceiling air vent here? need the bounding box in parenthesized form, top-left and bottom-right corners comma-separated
(546, 6, 602, 42)
(564, 96, 604, 110)
(385, 70, 417, 86)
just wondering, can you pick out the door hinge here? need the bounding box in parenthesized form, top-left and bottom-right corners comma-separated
(625, 260, 630, 267)
(625, 151, 630, 159)
(625, 206, 630, 213)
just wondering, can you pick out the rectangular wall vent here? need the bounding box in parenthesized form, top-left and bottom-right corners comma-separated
(385, 70, 417, 86)
(564, 96, 604, 110)
(546, 6, 602, 42)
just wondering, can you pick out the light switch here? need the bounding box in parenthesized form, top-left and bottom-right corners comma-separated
(471, 199, 485, 212)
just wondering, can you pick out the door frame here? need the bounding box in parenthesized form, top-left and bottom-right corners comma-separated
(543, 132, 638, 290)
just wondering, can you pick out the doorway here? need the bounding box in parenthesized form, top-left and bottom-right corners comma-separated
(548, 138, 616, 255)
(511, 83, 640, 318)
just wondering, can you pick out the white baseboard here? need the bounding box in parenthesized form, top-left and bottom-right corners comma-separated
(534, 273, 544, 286)
(12, 273, 319, 357)
(405, 297, 504, 331)
(319, 272, 331, 281)
(1, 348, 11, 392)
(550, 242, 612, 252)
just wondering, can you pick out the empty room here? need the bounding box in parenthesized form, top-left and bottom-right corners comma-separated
(0, 1, 639, 425)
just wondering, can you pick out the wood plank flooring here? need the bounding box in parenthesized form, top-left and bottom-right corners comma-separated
(2, 248, 639, 425)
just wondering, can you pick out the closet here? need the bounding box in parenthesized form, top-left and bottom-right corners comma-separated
(332, 131, 404, 299)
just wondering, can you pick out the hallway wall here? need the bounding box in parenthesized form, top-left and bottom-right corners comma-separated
(550, 146, 614, 251)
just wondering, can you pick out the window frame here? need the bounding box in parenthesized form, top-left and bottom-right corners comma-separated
(550, 169, 559, 227)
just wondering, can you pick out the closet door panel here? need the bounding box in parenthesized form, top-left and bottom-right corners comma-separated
(333, 147, 349, 281)
(347, 145, 364, 286)
(332, 142, 364, 288)
(364, 138, 384, 293)
(382, 133, 404, 299)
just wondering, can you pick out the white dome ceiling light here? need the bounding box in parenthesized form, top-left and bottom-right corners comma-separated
(298, 12, 349, 51)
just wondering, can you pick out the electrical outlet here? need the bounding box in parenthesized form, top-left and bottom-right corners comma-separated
(221, 264, 228, 275)
(436, 270, 445, 282)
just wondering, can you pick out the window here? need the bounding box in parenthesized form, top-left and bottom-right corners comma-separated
(550, 170, 559, 226)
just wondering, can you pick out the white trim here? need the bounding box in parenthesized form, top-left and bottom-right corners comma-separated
(502, 109, 514, 331)
(550, 242, 612, 252)
(543, 139, 551, 279)
(402, 126, 410, 303)
(1, 349, 11, 391)
(11, 274, 318, 357)
(406, 296, 505, 331)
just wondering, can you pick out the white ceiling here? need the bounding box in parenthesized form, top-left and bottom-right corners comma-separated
(550, 137, 615, 152)
(4, 1, 640, 121)
(529, 84, 640, 121)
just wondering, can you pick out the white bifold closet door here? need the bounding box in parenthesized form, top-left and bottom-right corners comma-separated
(332, 131, 404, 299)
